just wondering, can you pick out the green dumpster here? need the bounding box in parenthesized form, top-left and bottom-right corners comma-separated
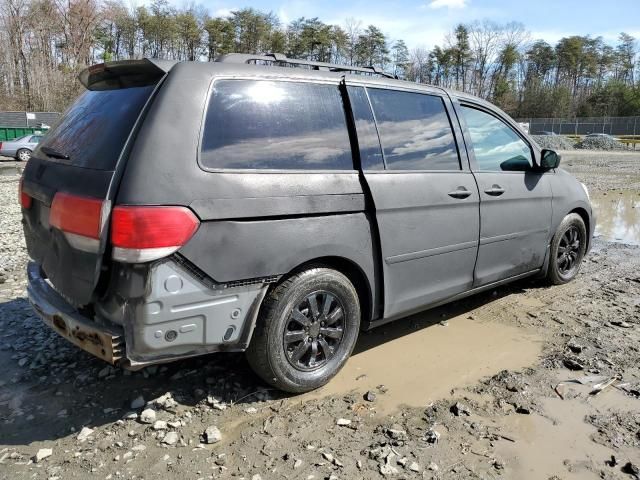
(0, 126, 47, 142)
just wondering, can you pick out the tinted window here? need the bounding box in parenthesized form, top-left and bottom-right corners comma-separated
(201, 80, 353, 170)
(347, 86, 384, 170)
(37, 86, 154, 170)
(461, 106, 533, 172)
(30, 136, 42, 142)
(367, 88, 460, 170)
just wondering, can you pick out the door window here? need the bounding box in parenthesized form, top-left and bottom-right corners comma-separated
(461, 106, 533, 172)
(201, 80, 353, 170)
(367, 88, 460, 171)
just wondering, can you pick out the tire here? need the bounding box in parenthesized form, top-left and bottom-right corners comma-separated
(16, 149, 31, 162)
(246, 267, 360, 393)
(546, 213, 587, 285)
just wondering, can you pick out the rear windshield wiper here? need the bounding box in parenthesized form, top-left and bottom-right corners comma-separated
(41, 146, 70, 160)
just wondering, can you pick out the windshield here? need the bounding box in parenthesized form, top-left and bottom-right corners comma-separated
(36, 85, 154, 170)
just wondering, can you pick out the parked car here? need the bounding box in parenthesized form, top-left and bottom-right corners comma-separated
(20, 56, 594, 393)
(585, 133, 619, 141)
(0, 134, 43, 161)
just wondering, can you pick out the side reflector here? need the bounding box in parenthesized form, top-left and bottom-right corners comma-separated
(19, 177, 32, 209)
(111, 206, 199, 263)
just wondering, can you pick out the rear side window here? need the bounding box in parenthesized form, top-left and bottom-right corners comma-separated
(200, 80, 353, 170)
(347, 86, 384, 170)
(367, 88, 460, 171)
(37, 86, 154, 170)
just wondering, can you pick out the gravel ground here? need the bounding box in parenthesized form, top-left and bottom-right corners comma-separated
(531, 135, 576, 151)
(1, 152, 639, 479)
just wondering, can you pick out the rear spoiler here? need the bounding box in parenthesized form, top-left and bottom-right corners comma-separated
(78, 58, 177, 91)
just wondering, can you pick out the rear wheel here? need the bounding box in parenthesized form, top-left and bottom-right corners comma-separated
(16, 149, 31, 162)
(546, 213, 587, 285)
(246, 267, 360, 393)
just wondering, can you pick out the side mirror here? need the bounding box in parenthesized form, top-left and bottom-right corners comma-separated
(540, 149, 561, 170)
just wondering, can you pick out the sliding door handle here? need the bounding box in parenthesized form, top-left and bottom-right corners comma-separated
(484, 185, 505, 196)
(448, 187, 472, 199)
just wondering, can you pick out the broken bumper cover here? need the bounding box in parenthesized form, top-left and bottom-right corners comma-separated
(27, 262, 125, 365)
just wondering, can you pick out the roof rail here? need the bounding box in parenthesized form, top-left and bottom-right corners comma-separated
(215, 53, 397, 79)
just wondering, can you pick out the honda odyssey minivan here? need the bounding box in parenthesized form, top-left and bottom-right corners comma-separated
(21, 54, 594, 392)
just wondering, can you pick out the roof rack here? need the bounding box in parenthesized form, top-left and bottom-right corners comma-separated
(215, 53, 397, 79)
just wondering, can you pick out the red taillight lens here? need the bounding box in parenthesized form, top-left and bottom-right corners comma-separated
(19, 177, 32, 209)
(50, 192, 105, 239)
(111, 206, 199, 263)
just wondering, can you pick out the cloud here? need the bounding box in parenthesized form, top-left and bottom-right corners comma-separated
(213, 7, 235, 17)
(428, 0, 468, 9)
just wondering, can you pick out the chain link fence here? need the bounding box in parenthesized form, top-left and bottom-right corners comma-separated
(516, 116, 640, 136)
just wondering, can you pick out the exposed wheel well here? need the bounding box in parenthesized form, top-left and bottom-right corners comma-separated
(283, 256, 373, 329)
(569, 207, 591, 250)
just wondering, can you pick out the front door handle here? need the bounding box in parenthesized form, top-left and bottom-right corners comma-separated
(448, 187, 472, 199)
(484, 185, 505, 196)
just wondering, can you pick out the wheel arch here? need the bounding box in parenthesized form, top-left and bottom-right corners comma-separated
(569, 207, 591, 251)
(277, 256, 373, 331)
(16, 147, 32, 159)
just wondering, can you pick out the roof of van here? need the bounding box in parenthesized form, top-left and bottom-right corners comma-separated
(79, 55, 491, 107)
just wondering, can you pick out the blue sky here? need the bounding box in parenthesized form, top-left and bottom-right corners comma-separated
(179, 0, 640, 49)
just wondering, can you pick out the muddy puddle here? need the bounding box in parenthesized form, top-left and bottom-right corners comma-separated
(494, 373, 640, 479)
(307, 310, 542, 412)
(591, 191, 640, 245)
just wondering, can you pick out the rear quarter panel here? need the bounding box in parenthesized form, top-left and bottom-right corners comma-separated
(117, 62, 380, 321)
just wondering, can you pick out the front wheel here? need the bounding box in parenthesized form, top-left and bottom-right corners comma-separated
(546, 213, 587, 285)
(16, 149, 31, 162)
(246, 267, 360, 393)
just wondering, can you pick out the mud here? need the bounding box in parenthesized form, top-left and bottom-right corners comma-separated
(1, 151, 639, 480)
(312, 316, 541, 413)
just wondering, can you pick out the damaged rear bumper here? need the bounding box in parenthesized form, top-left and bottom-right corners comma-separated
(27, 262, 125, 364)
(26, 260, 270, 369)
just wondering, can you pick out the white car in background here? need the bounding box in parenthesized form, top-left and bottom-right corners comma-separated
(0, 134, 43, 161)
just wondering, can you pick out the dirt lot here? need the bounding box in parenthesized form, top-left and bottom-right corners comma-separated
(1, 151, 639, 480)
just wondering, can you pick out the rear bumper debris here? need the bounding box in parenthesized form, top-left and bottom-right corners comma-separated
(27, 262, 125, 364)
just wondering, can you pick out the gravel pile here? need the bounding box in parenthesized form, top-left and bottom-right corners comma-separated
(531, 135, 576, 150)
(576, 136, 628, 150)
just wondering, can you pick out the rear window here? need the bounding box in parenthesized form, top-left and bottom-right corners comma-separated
(200, 80, 353, 170)
(37, 86, 154, 170)
(367, 88, 460, 171)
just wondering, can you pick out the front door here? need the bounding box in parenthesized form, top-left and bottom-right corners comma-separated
(457, 103, 552, 286)
(346, 84, 480, 320)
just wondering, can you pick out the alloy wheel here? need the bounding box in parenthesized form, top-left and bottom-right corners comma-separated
(283, 290, 345, 371)
(557, 225, 582, 276)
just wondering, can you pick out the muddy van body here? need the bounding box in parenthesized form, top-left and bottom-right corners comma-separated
(21, 55, 594, 392)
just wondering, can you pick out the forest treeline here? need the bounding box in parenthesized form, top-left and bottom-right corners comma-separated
(1, 0, 638, 118)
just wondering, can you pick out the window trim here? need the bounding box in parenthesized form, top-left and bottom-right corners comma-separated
(196, 76, 357, 174)
(364, 86, 463, 173)
(458, 101, 535, 174)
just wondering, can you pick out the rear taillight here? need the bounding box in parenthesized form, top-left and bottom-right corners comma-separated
(50, 192, 108, 252)
(19, 177, 32, 209)
(111, 206, 199, 263)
